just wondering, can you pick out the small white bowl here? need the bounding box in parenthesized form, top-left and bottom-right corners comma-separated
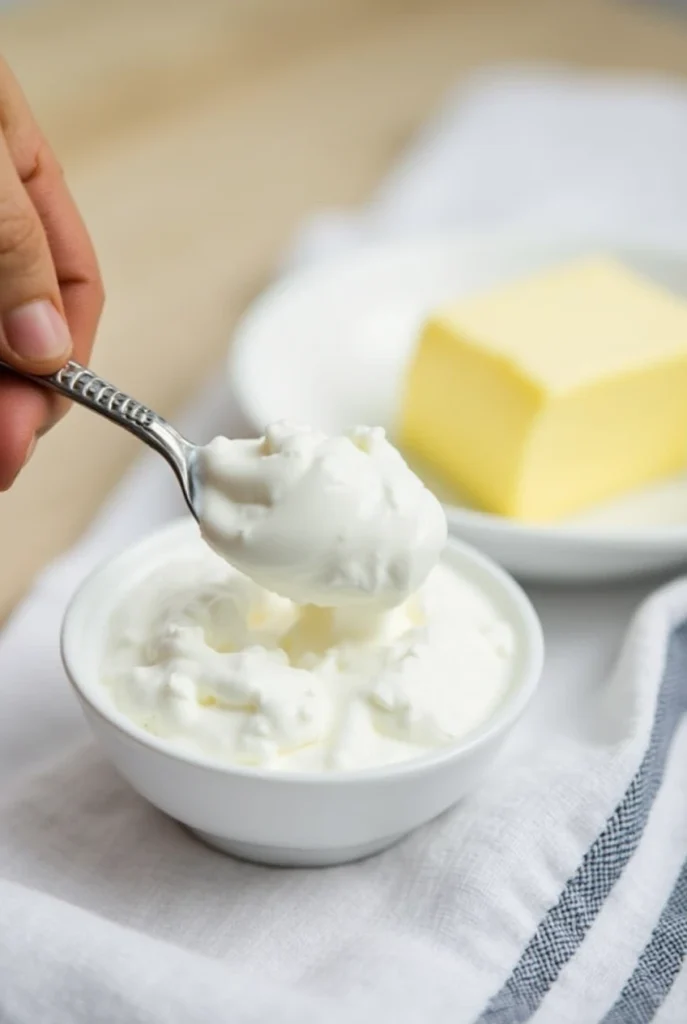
(61, 519, 543, 867)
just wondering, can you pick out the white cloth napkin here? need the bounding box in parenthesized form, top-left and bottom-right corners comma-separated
(2, 68, 687, 1024)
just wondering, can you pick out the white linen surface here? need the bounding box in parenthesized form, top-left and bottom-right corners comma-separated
(1, 68, 687, 1024)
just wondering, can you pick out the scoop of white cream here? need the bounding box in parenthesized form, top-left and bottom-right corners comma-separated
(195, 422, 447, 609)
(103, 545, 514, 772)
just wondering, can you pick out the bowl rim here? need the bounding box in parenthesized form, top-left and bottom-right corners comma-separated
(228, 228, 687, 551)
(61, 518, 544, 786)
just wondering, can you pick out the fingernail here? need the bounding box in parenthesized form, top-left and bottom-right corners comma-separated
(2, 300, 71, 363)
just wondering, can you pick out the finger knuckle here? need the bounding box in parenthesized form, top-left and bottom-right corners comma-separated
(26, 137, 62, 185)
(0, 197, 41, 264)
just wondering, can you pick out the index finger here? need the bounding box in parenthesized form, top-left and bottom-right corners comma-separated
(0, 59, 104, 486)
(0, 56, 104, 365)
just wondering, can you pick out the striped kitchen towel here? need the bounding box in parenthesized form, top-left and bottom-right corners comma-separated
(0, 486, 685, 1023)
(476, 583, 687, 1023)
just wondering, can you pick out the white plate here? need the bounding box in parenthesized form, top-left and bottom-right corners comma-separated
(229, 233, 687, 582)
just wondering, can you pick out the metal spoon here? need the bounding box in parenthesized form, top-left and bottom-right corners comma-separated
(0, 358, 199, 517)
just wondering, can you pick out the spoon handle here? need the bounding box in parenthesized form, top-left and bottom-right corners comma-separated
(0, 357, 197, 515)
(10, 357, 161, 433)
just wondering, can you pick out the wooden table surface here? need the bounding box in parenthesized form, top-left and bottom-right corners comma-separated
(0, 0, 686, 618)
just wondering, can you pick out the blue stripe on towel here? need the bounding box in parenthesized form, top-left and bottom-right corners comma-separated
(478, 620, 687, 1024)
(601, 858, 687, 1024)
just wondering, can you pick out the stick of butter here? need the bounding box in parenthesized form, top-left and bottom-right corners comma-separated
(399, 257, 687, 522)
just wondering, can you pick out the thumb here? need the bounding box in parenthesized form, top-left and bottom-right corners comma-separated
(0, 133, 71, 375)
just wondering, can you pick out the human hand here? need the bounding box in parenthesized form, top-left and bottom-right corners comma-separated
(0, 57, 103, 489)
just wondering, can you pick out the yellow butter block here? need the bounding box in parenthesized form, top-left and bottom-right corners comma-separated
(399, 257, 687, 522)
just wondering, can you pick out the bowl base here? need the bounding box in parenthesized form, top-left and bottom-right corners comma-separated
(188, 828, 407, 867)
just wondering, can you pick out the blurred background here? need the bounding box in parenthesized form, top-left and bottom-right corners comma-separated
(1, 0, 687, 619)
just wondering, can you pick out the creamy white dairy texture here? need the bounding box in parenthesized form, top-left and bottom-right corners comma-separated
(103, 541, 515, 772)
(195, 422, 447, 608)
